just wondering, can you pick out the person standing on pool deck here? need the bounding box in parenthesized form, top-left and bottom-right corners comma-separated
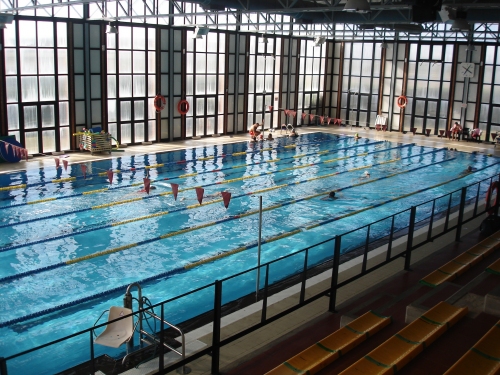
(249, 119, 264, 141)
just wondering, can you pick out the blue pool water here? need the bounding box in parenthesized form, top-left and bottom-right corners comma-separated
(0, 132, 499, 374)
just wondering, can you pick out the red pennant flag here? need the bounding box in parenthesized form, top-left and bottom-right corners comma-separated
(55, 157, 60, 169)
(107, 169, 114, 184)
(196, 187, 205, 204)
(63, 159, 68, 171)
(309, 114, 315, 122)
(143, 178, 151, 194)
(292, 111, 297, 118)
(221, 191, 232, 209)
(195, 187, 204, 205)
(327, 117, 332, 125)
(319, 116, 324, 124)
(268, 105, 273, 112)
(81, 165, 87, 179)
(171, 183, 179, 200)
(302, 112, 307, 120)
(284, 109, 289, 116)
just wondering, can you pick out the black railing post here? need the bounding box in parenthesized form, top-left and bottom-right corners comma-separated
(211, 280, 222, 375)
(427, 200, 436, 242)
(495, 175, 500, 217)
(261, 264, 269, 323)
(0, 357, 7, 375)
(405, 206, 416, 271)
(158, 304, 164, 374)
(455, 187, 467, 242)
(444, 195, 452, 231)
(473, 183, 480, 217)
(386, 216, 395, 261)
(329, 236, 341, 312)
(362, 225, 371, 272)
(90, 331, 95, 375)
(300, 249, 309, 303)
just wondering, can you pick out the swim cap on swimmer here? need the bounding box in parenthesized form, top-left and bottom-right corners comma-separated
(329, 191, 336, 198)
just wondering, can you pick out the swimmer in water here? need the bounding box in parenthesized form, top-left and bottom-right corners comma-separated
(321, 191, 338, 201)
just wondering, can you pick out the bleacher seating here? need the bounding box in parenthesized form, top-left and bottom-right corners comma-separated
(339, 301, 468, 375)
(443, 320, 500, 374)
(486, 257, 500, 275)
(265, 310, 391, 375)
(420, 231, 500, 288)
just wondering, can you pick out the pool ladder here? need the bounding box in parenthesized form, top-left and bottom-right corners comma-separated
(95, 282, 191, 374)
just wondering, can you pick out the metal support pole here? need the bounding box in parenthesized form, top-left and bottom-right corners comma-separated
(256, 196, 263, 298)
(158, 304, 164, 374)
(404, 206, 416, 271)
(0, 357, 8, 375)
(211, 280, 222, 375)
(455, 187, 467, 242)
(90, 331, 95, 375)
(329, 236, 341, 312)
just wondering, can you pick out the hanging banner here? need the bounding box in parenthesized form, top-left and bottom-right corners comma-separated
(284, 109, 289, 116)
(81, 165, 87, 179)
(301, 112, 307, 120)
(319, 116, 324, 124)
(171, 183, 179, 200)
(291, 110, 297, 118)
(55, 157, 60, 169)
(221, 191, 232, 209)
(143, 178, 151, 194)
(63, 160, 68, 171)
(327, 117, 332, 125)
(268, 105, 273, 112)
(309, 114, 315, 122)
(107, 170, 114, 185)
(195, 187, 204, 205)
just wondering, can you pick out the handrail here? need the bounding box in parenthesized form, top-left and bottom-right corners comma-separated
(1, 172, 499, 375)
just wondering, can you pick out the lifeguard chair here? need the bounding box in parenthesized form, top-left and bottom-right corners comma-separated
(374, 115, 388, 131)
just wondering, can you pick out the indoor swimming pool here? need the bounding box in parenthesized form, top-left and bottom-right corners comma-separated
(1, 132, 499, 374)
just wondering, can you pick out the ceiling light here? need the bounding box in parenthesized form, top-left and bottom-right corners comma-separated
(259, 35, 268, 44)
(193, 26, 210, 39)
(314, 37, 326, 47)
(0, 13, 14, 24)
(0, 23, 6, 29)
(466, 44, 476, 51)
(451, 18, 469, 31)
(105, 23, 118, 34)
(380, 41, 388, 49)
(343, 0, 370, 13)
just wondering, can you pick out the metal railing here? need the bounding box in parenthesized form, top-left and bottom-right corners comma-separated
(0, 173, 498, 375)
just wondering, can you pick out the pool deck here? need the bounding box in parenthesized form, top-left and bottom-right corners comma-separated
(2, 125, 500, 375)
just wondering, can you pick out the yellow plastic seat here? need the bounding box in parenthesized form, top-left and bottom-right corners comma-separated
(340, 302, 468, 375)
(444, 322, 500, 375)
(265, 311, 391, 375)
(486, 258, 500, 275)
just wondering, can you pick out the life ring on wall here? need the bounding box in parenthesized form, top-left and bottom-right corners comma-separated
(485, 181, 499, 215)
(154, 94, 166, 113)
(397, 95, 408, 108)
(177, 99, 190, 115)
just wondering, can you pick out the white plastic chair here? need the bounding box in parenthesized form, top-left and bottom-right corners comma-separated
(94, 306, 136, 348)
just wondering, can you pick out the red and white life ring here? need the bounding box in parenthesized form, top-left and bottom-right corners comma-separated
(154, 94, 166, 113)
(397, 95, 408, 108)
(177, 99, 189, 115)
(486, 181, 499, 215)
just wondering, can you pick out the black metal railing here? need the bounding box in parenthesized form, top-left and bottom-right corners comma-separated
(1, 173, 498, 375)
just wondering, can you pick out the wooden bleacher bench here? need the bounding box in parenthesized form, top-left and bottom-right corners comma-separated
(339, 301, 468, 375)
(443, 320, 500, 374)
(486, 257, 500, 275)
(265, 311, 392, 375)
(420, 230, 500, 288)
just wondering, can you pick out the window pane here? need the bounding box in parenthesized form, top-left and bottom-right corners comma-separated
(19, 21, 37, 47)
(121, 101, 131, 121)
(59, 102, 69, 125)
(134, 123, 144, 143)
(20, 49, 38, 74)
(38, 49, 55, 74)
(41, 105, 55, 127)
(6, 77, 18, 103)
(133, 75, 145, 96)
(134, 100, 144, 120)
(25, 131, 39, 154)
(7, 104, 19, 130)
(119, 75, 132, 97)
(38, 22, 54, 47)
(60, 126, 70, 151)
(58, 49, 68, 74)
(133, 51, 145, 73)
(24, 106, 38, 129)
(42, 130, 56, 153)
(39, 76, 55, 101)
(119, 51, 132, 73)
(21, 77, 39, 102)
